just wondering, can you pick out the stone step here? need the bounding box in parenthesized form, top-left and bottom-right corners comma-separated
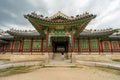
(45, 59, 75, 67)
(53, 53, 68, 61)
(53, 53, 64, 60)
(44, 64, 76, 67)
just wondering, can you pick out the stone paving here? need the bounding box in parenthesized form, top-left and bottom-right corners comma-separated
(1, 59, 120, 70)
(0, 60, 43, 69)
(76, 60, 120, 70)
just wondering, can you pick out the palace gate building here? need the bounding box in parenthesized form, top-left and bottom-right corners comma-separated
(0, 11, 120, 55)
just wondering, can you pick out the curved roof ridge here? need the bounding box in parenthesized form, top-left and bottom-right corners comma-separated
(49, 11, 72, 20)
(7, 30, 40, 37)
(9, 29, 37, 33)
(84, 28, 113, 33)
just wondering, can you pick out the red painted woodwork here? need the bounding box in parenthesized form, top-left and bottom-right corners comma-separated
(46, 33, 49, 52)
(21, 39, 24, 53)
(19, 41, 22, 52)
(100, 41, 103, 52)
(3, 44, 6, 52)
(118, 40, 120, 52)
(102, 41, 105, 52)
(109, 41, 113, 53)
(71, 33, 74, 52)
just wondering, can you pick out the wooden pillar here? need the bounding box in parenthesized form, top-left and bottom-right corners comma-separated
(41, 38, 43, 52)
(12, 41, 15, 52)
(119, 40, 120, 52)
(21, 39, 24, 54)
(30, 38, 33, 54)
(46, 33, 49, 52)
(101, 41, 104, 52)
(118, 40, 120, 52)
(10, 41, 12, 52)
(109, 40, 113, 53)
(3, 44, 6, 52)
(11, 40, 15, 53)
(0, 42, 1, 52)
(10, 41, 14, 53)
(68, 40, 70, 52)
(71, 33, 74, 52)
(19, 40, 21, 52)
(100, 41, 102, 52)
(88, 38, 91, 54)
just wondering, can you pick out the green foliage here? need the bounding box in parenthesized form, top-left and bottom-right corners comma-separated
(112, 59, 120, 62)
(0, 59, 10, 61)
(0, 66, 32, 77)
(95, 66, 120, 75)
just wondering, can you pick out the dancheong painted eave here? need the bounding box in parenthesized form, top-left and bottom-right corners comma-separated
(24, 11, 96, 37)
(24, 11, 96, 27)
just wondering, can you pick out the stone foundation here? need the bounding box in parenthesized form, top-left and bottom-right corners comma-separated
(1, 52, 120, 63)
(0, 53, 11, 60)
(72, 53, 120, 62)
(0, 52, 49, 63)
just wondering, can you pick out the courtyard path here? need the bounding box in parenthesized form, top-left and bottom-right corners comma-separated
(0, 66, 120, 80)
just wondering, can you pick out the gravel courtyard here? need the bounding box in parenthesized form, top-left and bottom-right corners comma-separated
(0, 66, 120, 80)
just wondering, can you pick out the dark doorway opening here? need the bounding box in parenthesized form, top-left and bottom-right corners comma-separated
(52, 41, 69, 53)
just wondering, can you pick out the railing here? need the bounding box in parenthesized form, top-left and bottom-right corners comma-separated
(0, 48, 120, 55)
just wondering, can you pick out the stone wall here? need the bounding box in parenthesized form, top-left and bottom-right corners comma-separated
(73, 53, 120, 62)
(0, 53, 11, 60)
(0, 52, 49, 63)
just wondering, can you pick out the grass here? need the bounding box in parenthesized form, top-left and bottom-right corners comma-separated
(0, 58, 10, 61)
(112, 59, 120, 62)
(0, 66, 41, 77)
(94, 66, 120, 75)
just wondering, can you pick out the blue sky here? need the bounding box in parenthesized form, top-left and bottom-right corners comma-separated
(0, 0, 120, 31)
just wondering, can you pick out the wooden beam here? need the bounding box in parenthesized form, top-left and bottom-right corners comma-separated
(75, 20, 91, 37)
(71, 33, 74, 52)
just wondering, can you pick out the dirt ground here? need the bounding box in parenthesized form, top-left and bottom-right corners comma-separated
(0, 66, 120, 80)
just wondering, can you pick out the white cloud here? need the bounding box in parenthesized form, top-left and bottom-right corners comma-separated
(0, 0, 120, 30)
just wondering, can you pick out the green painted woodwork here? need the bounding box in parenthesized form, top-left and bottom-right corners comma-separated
(91, 39, 98, 49)
(14, 41, 19, 50)
(48, 34, 72, 47)
(43, 40, 46, 49)
(26, 15, 95, 27)
(55, 29, 65, 35)
(6, 43, 10, 50)
(104, 41, 109, 49)
(74, 40, 78, 49)
(32, 40, 41, 49)
(112, 41, 118, 49)
(23, 41, 30, 49)
(80, 39, 88, 49)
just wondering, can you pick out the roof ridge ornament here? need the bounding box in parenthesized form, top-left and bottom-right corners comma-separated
(49, 11, 72, 20)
